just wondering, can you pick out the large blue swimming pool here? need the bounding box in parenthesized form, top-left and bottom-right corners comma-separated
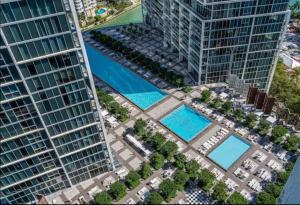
(160, 105, 212, 142)
(85, 43, 167, 110)
(208, 135, 251, 170)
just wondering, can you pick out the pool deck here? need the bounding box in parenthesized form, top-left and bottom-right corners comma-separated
(75, 26, 288, 204)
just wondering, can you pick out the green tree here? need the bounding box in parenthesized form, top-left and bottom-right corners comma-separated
(159, 179, 177, 201)
(256, 192, 276, 204)
(125, 171, 140, 189)
(285, 161, 295, 172)
(271, 125, 288, 144)
(212, 182, 228, 203)
(201, 90, 211, 103)
(174, 170, 190, 191)
(227, 192, 247, 204)
(139, 162, 152, 179)
(160, 141, 178, 160)
(276, 171, 291, 184)
(257, 119, 271, 136)
(234, 108, 244, 121)
(198, 169, 215, 192)
(175, 76, 183, 87)
(147, 192, 164, 204)
(109, 182, 127, 201)
(182, 85, 192, 93)
(283, 135, 300, 152)
(222, 100, 233, 114)
(244, 112, 257, 128)
(95, 192, 112, 205)
(148, 132, 165, 150)
(150, 152, 165, 170)
(133, 119, 147, 136)
(265, 183, 283, 198)
(98, 92, 114, 107)
(185, 160, 200, 179)
(211, 98, 222, 109)
(270, 59, 300, 114)
(141, 130, 153, 141)
(173, 153, 187, 170)
(290, 0, 300, 19)
(116, 107, 128, 122)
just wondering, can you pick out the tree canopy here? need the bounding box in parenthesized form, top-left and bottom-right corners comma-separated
(133, 119, 147, 136)
(212, 182, 228, 203)
(198, 169, 215, 192)
(148, 132, 165, 150)
(227, 192, 247, 204)
(139, 162, 152, 179)
(174, 170, 190, 191)
(159, 179, 177, 201)
(256, 192, 277, 204)
(270, 59, 300, 114)
(201, 90, 211, 103)
(160, 141, 178, 160)
(234, 108, 244, 121)
(265, 183, 283, 198)
(257, 119, 271, 136)
(150, 152, 165, 170)
(109, 182, 127, 201)
(147, 192, 164, 204)
(244, 112, 257, 128)
(185, 160, 200, 179)
(283, 135, 300, 153)
(271, 125, 288, 144)
(95, 192, 112, 205)
(173, 153, 187, 170)
(222, 100, 233, 114)
(125, 170, 141, 189)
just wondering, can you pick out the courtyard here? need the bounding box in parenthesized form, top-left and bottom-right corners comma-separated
(46, 24, 297, 204)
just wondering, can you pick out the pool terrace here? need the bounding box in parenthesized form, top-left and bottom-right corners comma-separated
(80, 24, 291, 204)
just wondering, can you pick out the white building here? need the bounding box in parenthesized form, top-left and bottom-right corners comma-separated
(74, 0, 97, 17)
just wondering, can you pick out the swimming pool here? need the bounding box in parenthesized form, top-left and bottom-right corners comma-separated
(160, 105, 212, 142)
(208, 135, 251, 170)
(96, 8, 107, 16)
(85, 43, 167, 110)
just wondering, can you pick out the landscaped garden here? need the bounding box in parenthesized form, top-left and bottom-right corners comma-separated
(96, 87, 129, 122)
(200, 89, 300, 154)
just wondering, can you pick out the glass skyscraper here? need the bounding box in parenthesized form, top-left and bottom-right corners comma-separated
(0, 0, 114, 204)
(142, 0, 290, 91)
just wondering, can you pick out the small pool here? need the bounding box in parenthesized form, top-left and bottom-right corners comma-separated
(160, 105, 212, 142)
(85, 43, 167, 110)
(208, 135, 251, 170)
(96, 8, 107, 15)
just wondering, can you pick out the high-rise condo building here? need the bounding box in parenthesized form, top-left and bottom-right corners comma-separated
(0, 0, 114, 204)
(142, 0, 290, 91)
(74, 0, 97, 17)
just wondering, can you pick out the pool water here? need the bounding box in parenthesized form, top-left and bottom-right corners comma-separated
(97, 8, 107, 15)
(85, 43, 167, 110)
(208, 135, 251, 170)
(160, 105, 212, 142)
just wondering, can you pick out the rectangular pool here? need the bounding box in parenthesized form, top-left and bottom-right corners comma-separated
(208, 135, 251, 170)
(160, 105, 212, 142)
(85, 43, 167, 110)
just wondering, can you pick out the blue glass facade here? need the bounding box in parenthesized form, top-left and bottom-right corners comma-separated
(0, 0, 113, 204)
(143, 0, 290, 91)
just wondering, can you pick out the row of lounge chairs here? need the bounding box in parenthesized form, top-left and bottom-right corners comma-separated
(198, 128, 229, 155)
